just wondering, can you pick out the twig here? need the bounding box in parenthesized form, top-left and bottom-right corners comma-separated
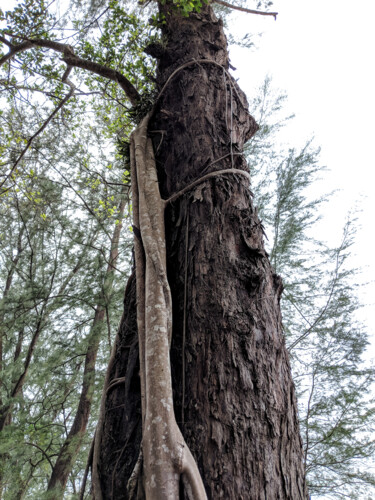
(288, 243, 343, 351)
(0, 79, 65, 98)
(82, 6, 110, 31)
(79, 435, 95, 500)
(24, 441, 54, 470)
(214, 0, 278, 19)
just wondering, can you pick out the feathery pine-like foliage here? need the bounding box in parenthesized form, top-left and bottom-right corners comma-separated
(247, 77, 375, 499)
(0, 98, 132, 497)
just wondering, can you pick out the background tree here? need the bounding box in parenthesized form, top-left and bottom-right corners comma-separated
(0, 83, 132, 498)
(246, 77, 375, 499)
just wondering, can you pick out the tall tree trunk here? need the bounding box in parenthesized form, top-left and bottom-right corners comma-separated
(94, 4, 307, 499)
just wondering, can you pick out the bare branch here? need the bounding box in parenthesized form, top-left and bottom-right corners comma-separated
(288, 235, 345, 351)
(214, 0, 278, 19)
(0, 39, 35, 65)
(24, 442, 54, 470)
(79, 435, 95, 500)
(0, 33, 140, 104)
(0, 79, 63, 97)
(0, 35, 14, 48)
(62, 53, 140, 104)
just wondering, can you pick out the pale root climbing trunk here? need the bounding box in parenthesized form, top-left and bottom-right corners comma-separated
(131, 115, 207, 499)
(92, 3, 308, 499)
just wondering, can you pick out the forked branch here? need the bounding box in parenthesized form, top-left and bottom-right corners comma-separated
(0, 33, 140, 193)
(0, 68, 75, 193)
(0, 34, 140, 104)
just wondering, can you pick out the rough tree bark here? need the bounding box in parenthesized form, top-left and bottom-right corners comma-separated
(93, 3, 308, 499)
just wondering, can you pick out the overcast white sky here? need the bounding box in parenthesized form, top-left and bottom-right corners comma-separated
(229, 0, 375, 349)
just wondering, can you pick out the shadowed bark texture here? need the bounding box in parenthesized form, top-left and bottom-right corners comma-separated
(95, 4, 308, 499)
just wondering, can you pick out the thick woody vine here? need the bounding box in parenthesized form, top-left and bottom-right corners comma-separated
(130, 111, 207, 499)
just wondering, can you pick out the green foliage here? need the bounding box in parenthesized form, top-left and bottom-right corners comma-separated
(159, 0, 208, 17)
(74, 0, 157, 93)
(1, 0, 56, 38)
(0, 95, 132, 498)
(247, 77, 375, 499)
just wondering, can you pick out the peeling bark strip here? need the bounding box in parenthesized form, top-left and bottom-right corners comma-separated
(131, 114, 207, 499)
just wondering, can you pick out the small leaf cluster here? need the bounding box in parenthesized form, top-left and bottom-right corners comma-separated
(159, 0, 208, 17)
(1, 0, 55, 38)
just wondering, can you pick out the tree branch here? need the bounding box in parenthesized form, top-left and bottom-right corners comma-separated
(214, 0, 278, 19)
(62, 53, 140, 104)
(0, 34, 140, 104)
(287, 238, 343, 351)
(0, 37, 38, 65)
(0, 79, 63, 98)
(24, 442, 54, 470)
(0, 29, 139, 193)
(0, 35, 14, 48)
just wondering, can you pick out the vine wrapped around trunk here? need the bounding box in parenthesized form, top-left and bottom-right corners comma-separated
(130, 113, 207, 499)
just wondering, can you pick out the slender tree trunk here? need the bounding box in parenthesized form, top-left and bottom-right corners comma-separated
(0, 239, 89, 433)
(0, 230, 24, 499)
(94, 4, 307, 499)
(47, 198, 127, 498)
